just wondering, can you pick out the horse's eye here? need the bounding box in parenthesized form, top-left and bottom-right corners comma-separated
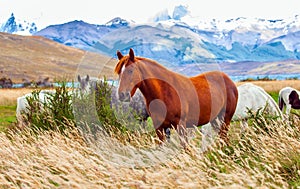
(128, 70, 133, 74)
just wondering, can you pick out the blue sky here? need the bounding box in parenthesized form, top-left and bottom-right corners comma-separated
(0, 0, 300, 28)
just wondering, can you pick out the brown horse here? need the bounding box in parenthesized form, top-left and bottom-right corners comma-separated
(115, 48, 238, 146)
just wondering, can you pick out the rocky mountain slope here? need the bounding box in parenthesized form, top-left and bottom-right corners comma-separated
(0, 32, 116, 83)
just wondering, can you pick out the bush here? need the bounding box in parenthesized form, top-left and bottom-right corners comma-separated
(22, 81, 75, 135)
(94, 79, 126, 132)
(20, 78, 154, 146)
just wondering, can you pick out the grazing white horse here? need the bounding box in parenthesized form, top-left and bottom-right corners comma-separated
(233, 83, 282, 120)
(16, 90, 56, 123)
(278, 87, 300, 114)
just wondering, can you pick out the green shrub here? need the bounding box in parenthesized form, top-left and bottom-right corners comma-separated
(20, 78, 153, 146)
(94, 79, 126, 132)
(72, 78, 127, 136)
(245, 106, 280, 135)
(22, 81, 75, 135)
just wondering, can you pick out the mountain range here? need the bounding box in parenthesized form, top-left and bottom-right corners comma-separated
(1, 6, 300, 77)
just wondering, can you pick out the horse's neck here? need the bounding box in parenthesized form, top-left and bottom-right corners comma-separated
(137, 60, 186, 101)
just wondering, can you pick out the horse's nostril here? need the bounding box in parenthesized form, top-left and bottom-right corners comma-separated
(119, 92, 131, 102)
(125, 92, 131, 102)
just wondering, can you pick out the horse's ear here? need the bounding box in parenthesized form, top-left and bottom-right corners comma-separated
(129, 48, 135, 61)
(117, 50, 123, 60)
(77, 75, 81, 82)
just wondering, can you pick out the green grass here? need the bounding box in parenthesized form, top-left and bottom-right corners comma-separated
(268, 91, 279, 103)
(0, 105, 17, 131)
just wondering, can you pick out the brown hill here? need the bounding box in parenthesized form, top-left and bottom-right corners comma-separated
(0, 32, 117, 83)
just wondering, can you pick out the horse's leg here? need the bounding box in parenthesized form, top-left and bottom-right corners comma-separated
(165, 127, 171, 142)
(155, 127, 165, 144)
(279, 96, 284, 112)
(286, 104, 292, 115)
(211, 109, 230, 144)
(219, 120, 230, 144)
(210, 118, 223, 139)
(201, 123, 216, 152)
(177, 121, 188, 148)
(221, 106, 236, 144)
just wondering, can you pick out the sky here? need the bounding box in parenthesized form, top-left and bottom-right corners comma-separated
(0, 0, 300, 29)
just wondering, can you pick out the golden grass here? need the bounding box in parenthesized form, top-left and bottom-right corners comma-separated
(0, 88, 34, 106)
(236, 79, 300, 92)
(0, 116, 299, 188)
(0, 80, 300, 188)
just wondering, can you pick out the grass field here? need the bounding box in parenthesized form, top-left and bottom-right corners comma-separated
(0, 105, 17, 131)
(0, 80, 300, 188)
(0, 88, 34, 130)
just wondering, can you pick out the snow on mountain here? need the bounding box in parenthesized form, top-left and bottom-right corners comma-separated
(104, 17, 131, 27)
(172, 5, 189, 20)
(93, 23, 214, 67)
(3, 5, 300, 70)
(90, 9, 300, 64)
(35, 12, 300, 64)
(270, 30, 300, 51)
(34, 20, 127, 50)
(0, 13, 37, 35)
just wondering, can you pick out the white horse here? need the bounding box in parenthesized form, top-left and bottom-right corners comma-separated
(16, 90, 56, 123)
(200, 83, 282, 152)
(278, 87, 300, 114)
(233, 83, 282, 120)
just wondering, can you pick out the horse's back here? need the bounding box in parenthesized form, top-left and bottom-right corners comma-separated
(234, 83, 281, 120)
(191, 71, 237, 94)
(279, 87, 300, 97)
(190, 71, 238, 124)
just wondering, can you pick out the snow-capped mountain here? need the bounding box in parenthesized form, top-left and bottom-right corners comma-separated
(105, 17, 131, 27)
(0, 13, 37, 35)
(90, 8, 300, 64)
(148, 5, 300, 63)
(3, 5, 300, 72)
(93, 24, 213, 67)
(34, 19, 131, 51)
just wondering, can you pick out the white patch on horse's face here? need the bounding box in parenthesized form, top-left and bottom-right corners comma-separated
(121, 65, 126, 75)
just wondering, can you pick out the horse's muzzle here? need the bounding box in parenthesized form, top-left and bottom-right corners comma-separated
(119, 91, 131, 102)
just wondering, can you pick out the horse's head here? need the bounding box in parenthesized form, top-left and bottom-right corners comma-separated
(77, 75, 92, 94)
(289, 90, 300, 105)
(115, 48, 142, 102)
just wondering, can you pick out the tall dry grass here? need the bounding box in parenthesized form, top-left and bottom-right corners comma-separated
(236, 79, 300, 92)
(1, 81, 300, 188)
(0, 115, 299, 188)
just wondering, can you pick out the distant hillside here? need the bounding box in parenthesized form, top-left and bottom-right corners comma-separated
(0, 32, 117, 83)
